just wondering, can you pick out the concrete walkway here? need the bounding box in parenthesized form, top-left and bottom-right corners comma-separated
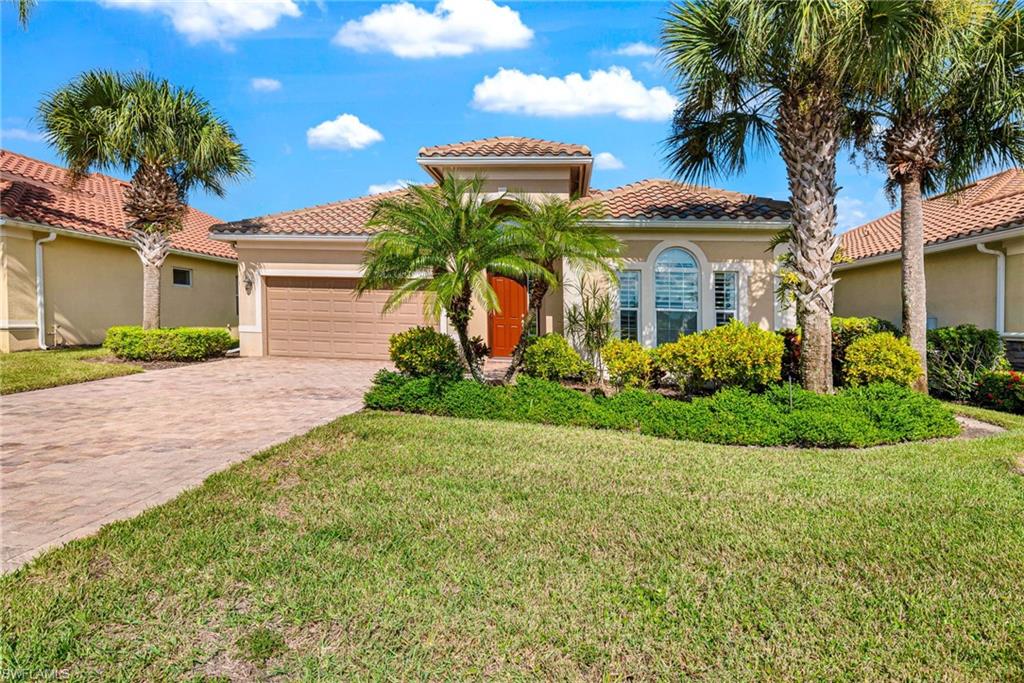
(1, 357, 382, 572)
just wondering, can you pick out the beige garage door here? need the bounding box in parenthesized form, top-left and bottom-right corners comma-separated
(264, 276, 428, 359)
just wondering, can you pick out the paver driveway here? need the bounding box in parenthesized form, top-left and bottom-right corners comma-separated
(1, 357, 382, 572)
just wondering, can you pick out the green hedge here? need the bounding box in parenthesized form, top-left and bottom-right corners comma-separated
(364, 373, 959, 448)
(104, 326, 234, 361)
(523, 334, 594, 382)
(927, 325, 1008, 400)
(389, 326, 464, 381)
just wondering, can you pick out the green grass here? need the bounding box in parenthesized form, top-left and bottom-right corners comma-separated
(0, 347, 142, 394)
(2, 409, 1023, 680)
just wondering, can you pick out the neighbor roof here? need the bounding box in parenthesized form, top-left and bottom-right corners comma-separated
(0, 150, 235, 260)
(418, 136, 591, 158)
(212, 179, 790, 237)
(842, 168, 1024, 261)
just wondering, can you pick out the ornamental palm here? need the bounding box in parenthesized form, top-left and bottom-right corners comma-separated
(358, 175, 553, 382)
(502, 196, 622, 381)
(661, 0, 921, 393)
(38, 70, 250, 329)
(850, 1, 1024, 393)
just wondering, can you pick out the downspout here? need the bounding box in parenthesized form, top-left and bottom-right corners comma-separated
(35, 231, 57, 349)
(977, 243, 1005, 334)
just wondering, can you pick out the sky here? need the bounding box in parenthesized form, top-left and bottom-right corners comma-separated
(2, 0, 893, 228)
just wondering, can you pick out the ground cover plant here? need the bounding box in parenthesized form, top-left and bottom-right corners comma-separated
(365, 372, 958, 448)
(0, 347, 141, 394)
(2, 410, 1022, 680)
(104, 326, 234, 362)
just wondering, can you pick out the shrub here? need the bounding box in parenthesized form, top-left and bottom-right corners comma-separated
(104, 326, 234, 361)
(843, 332, 922, 388)
(927, 325, 1008, 400)
(364, 374, 958, 447)
(780, 328, 801, 382)
(389, 326, 464, 381)
(656, 321, 783, 392)
(974, 370, 1024, 414)
(523, 334, 595, 382)
(783, 317, 899, 385)
(603, 339, 653, 388)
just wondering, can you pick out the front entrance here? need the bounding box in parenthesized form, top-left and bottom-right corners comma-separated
(488, 274, 527, 357)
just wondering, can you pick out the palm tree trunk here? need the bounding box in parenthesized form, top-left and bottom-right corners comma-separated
(775, 90, 840, 394)
(130, 229, 170, 330)
(448, 288, 484, 382)
(503, 279, 549, 382)
(899, 174, 929, 393)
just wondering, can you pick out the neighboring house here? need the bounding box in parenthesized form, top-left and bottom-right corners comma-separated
(835, 168, 1024, 366)
(0, 150, 238, 353)
(211, 137, 793, 360)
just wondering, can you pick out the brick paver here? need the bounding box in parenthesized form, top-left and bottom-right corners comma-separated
(0, 357, 382, 572)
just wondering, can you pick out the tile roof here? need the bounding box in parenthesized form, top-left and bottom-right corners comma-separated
(588, 179, 792, 222)
(0, 149, 235, 260)
(419, 136, 591, 158)
(841, 168, 1024, 260)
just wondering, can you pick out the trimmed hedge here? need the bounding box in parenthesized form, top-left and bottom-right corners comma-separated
(656, 321, 783, 392)
(105, 326, 234, 361)
(389, 326, 464, 381)
(603, 339, 653, 388)
(364, 372, 959, 448)
(843, 332, 922, 388)
(782, 316, 900, 385)
(523, 334, 595, 382)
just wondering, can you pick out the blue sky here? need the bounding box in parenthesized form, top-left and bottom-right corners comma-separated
(2, 0, 892, 228)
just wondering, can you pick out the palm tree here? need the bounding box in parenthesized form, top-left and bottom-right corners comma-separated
(502, 196, 622, 381)
(38, 70, 250, 329)
(851, 1, 1024, 393)
(10, 0, 36, 28)
(358, 176, 553, 382)
(661, 0, 919, 393)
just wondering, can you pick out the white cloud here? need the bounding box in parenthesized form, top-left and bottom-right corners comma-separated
(99, 0, 300, 45)
(333, 0, 532, 58)
(837, 196, 873, 231)
(368, 179, 413, 194)
(594, 152, 624, 171)
(613, 41, 658, 57)
(307, 114, 383, 152)
(2, 128, 44, 143)
(250, 77, 282, 93)
(472, 66, 677, 122)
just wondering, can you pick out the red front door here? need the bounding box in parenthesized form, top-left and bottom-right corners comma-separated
(488, 274, 527, 357)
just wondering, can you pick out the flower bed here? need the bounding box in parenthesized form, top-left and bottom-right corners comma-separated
(365, 372, 959, 448)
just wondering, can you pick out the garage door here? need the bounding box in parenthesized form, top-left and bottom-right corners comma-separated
(264, 276, 428, 359)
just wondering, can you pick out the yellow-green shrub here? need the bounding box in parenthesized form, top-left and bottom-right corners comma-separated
(657, 321, 783, 391)
(843, 332, 922, 387)
(603, 339, 653, 388)
(523, 334, 595, 382)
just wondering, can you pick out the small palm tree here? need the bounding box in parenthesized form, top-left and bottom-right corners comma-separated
(503, 196, 622, 381)
(850, 0, 1024, 393)
(358, 175, 553, 382)
(38, 70, 250, 329)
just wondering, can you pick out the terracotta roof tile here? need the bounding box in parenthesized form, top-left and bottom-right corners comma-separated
(841, 168, 1024, 260)
(419, 136, 591, 158)
(589, 179, 791, 222)
(1, 149, 235, 260)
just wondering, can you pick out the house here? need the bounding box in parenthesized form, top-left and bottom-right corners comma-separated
(0, 150, 238, 353)
(835, 168, 1024, 366)
(211, 137, 793, 360)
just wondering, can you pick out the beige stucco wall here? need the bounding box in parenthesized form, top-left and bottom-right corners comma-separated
(437, 164, 577, 197)
(0, 225, 238, 352)
(0, 227, 41, 352)
(834, 241, 1018, 331)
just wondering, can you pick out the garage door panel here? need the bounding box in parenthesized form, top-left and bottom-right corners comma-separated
(265, 276, 429, 359)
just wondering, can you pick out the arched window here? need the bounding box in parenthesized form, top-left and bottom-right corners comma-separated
(654, 247, 699, 344)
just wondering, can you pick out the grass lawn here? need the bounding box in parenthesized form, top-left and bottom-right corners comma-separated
(0, 347, 141, 394)
(2, 410, 1023, 680)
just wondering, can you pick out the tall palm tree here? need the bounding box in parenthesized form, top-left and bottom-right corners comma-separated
(661, 0, 922, 393)
(38, 70, 250, 329)
(10, 0, 36, 28)
(358, 176, 553, 382)
(851, 0, 1024, 393)
(503, 196, 622, 381)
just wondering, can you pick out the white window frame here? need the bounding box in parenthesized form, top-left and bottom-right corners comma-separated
(714, 270, 739, 326)
(617, 270, 641, 342)
(653, 247, 700, 345)
(172, 267, 193, 288)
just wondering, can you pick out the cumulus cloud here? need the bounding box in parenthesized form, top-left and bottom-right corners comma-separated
(307, 114, 383, 152)
(613, 41, 658, 57)
(250, 77, 282, 93)
(368, 179, 414, 194)
(99, 0, 300, 45)
(333, 0, 532, 58)
(837, 195, 891, 232)
(2, 128, 44, 143)
(594, 152, 624, 171)
(472, 66, 677, 122)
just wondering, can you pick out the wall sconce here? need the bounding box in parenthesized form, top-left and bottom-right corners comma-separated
(243, 269, 255, 295)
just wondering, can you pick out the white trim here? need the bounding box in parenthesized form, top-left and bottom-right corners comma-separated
(238, 325, 261, 334)
(210, 232, 371, 243)
(0, 320, 38, 330)
(977, 243, 1006, 334)
(632, 238, 714, 346)
(417, 156, 593, 166)
(710, 261, 750, 324)
(35, 231, 57, 349)
(260, 267, 365, 278)
(593, 218, 789, 230)
(837, 226, 1024, 270)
